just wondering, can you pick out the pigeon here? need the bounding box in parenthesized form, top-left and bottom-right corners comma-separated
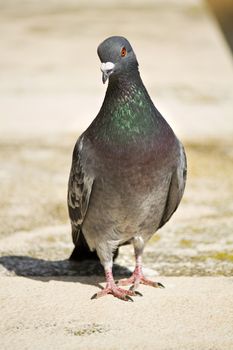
(68, 36, 187, 301)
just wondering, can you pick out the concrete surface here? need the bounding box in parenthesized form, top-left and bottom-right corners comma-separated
(1, 277, 233, 350)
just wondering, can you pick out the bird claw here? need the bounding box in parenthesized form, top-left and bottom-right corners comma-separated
(117, 273, 165, 291)
(125, 295, 134, 302)
(128, 285, 142, 296)
(140, 277, 165, 289)
(134, 290, 143, 297)
(91, 293, 98, 300)
(91, 285, 136, 302)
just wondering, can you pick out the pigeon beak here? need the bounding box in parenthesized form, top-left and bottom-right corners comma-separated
(100, 62, 115, 84)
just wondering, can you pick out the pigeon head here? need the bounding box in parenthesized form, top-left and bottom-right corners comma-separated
(97, 36, 138, 84)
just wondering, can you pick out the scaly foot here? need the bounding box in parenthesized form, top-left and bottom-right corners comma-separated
(117, 267, 164, 291)
(91, 281, 142, 301)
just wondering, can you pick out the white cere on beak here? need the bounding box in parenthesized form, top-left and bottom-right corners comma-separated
(100, 62, 115, 84)
(100, 62, 115, 73)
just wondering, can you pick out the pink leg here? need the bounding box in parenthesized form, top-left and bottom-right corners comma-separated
(117, 256, 164, 291)
(91, 267, 141, 301)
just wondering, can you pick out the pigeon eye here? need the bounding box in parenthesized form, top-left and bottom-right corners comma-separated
(121, 47, 127, 57)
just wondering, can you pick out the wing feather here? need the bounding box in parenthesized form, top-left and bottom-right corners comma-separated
(158, 143, 187, 229)
(67, 137, 93, 244)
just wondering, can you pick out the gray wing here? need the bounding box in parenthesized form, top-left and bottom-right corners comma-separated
(67, 136, 94, 245)
(158, 143, 187, 229)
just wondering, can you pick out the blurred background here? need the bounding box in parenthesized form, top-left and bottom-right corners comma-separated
(0, 0, 232, 277)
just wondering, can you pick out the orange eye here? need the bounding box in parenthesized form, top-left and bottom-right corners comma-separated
(121, 47, 127, 57)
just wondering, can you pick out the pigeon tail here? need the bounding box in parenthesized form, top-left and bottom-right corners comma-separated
(69, 230, 119, 261)
(69, 230, 99, 261)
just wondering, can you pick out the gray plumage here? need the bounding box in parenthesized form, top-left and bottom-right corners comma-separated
(67, 36, 187, 300)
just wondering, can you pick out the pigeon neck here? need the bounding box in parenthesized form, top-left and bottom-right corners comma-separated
(102, 71, 156, 131)
(87, 70, 162, 147)
(107, 69, 142, 91)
